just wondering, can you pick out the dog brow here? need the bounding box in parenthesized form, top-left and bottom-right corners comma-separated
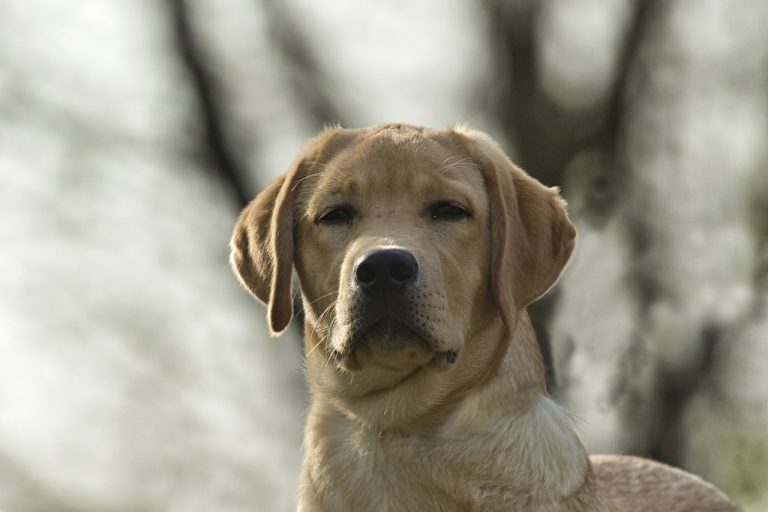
(306, 184, 354, 218)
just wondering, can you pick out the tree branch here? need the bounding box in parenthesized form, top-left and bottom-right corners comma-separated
(166, 0, 250, 209)
(257, 0, 346, 129)
(482, 0, 660, 393)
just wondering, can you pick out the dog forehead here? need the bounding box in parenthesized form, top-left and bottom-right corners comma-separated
(312, 133, 482, 202)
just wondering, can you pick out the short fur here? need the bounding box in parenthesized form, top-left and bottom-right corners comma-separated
(230, 124, 739, 511)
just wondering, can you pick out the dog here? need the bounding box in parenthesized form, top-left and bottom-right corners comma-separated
(230, 124, 739, 511)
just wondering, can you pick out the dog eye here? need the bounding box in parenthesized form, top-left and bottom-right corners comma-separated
(431, 202, 470, 221)
(317, 207, 355, 224)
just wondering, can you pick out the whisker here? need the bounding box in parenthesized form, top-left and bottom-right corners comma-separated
(305, 336, 325, 358)
(315, 300, 337, 326)
(304, 297, 339, 363)
(383, 384, 395, 419)
(291, 171, 324, 192)
(305, 290, 338, 308)
(438, 157, 474, 175)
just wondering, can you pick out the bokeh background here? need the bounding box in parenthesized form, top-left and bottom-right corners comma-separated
(2, 0, 767, 510)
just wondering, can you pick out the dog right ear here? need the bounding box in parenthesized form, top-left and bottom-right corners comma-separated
(230, 173, 295, 336)
(229, 127, 355, 336)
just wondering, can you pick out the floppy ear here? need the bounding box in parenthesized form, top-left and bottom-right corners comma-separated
(451, 129, 576, 326)
(230, 170, 297, 336)
(229, 127, 353, 336)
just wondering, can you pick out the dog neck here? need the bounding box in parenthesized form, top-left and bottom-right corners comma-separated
(300, 311, 597, 511)
(490, 310, 548, 394)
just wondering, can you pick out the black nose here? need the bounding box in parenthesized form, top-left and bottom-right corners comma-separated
(354, 249, 418, 292)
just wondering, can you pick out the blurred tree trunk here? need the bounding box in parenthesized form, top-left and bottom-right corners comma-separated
(484, 2, 768, 493)
(167, 0, 251, 209)
(482, 0, 658, 392)
(256, 0, 347, 130)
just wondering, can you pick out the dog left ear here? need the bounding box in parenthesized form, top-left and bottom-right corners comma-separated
(508, 170, 576, 308)
(449, 129, 576, 327)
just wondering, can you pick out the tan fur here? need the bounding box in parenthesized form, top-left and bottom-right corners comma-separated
(230, 124, 740, 511)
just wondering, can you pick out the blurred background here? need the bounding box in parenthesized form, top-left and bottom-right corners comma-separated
(1, 0, 767, 510)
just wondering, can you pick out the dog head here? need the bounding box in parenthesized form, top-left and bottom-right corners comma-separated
(230, 124, 575, 427)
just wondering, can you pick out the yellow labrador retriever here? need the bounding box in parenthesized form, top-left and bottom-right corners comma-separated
(230, 124, 739, 511)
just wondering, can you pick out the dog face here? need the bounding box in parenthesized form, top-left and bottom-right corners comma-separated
(295, 130, 490, 372)
(230, 125, 575, 428)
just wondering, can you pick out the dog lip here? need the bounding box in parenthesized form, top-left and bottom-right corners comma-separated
(331, 314, 454, 371)
(368, 318, 420, 336)
(332, 317, 436, 362)
(358, 317, 434, 349)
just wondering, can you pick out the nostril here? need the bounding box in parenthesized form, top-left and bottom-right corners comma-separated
(390, 261, 414, 283)
(356, 262, 376, 285)
(354, 249, 418, 291)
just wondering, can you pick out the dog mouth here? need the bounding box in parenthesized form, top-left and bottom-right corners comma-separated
(332, 318, 458, 370)
(365, 318, 426, 347)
